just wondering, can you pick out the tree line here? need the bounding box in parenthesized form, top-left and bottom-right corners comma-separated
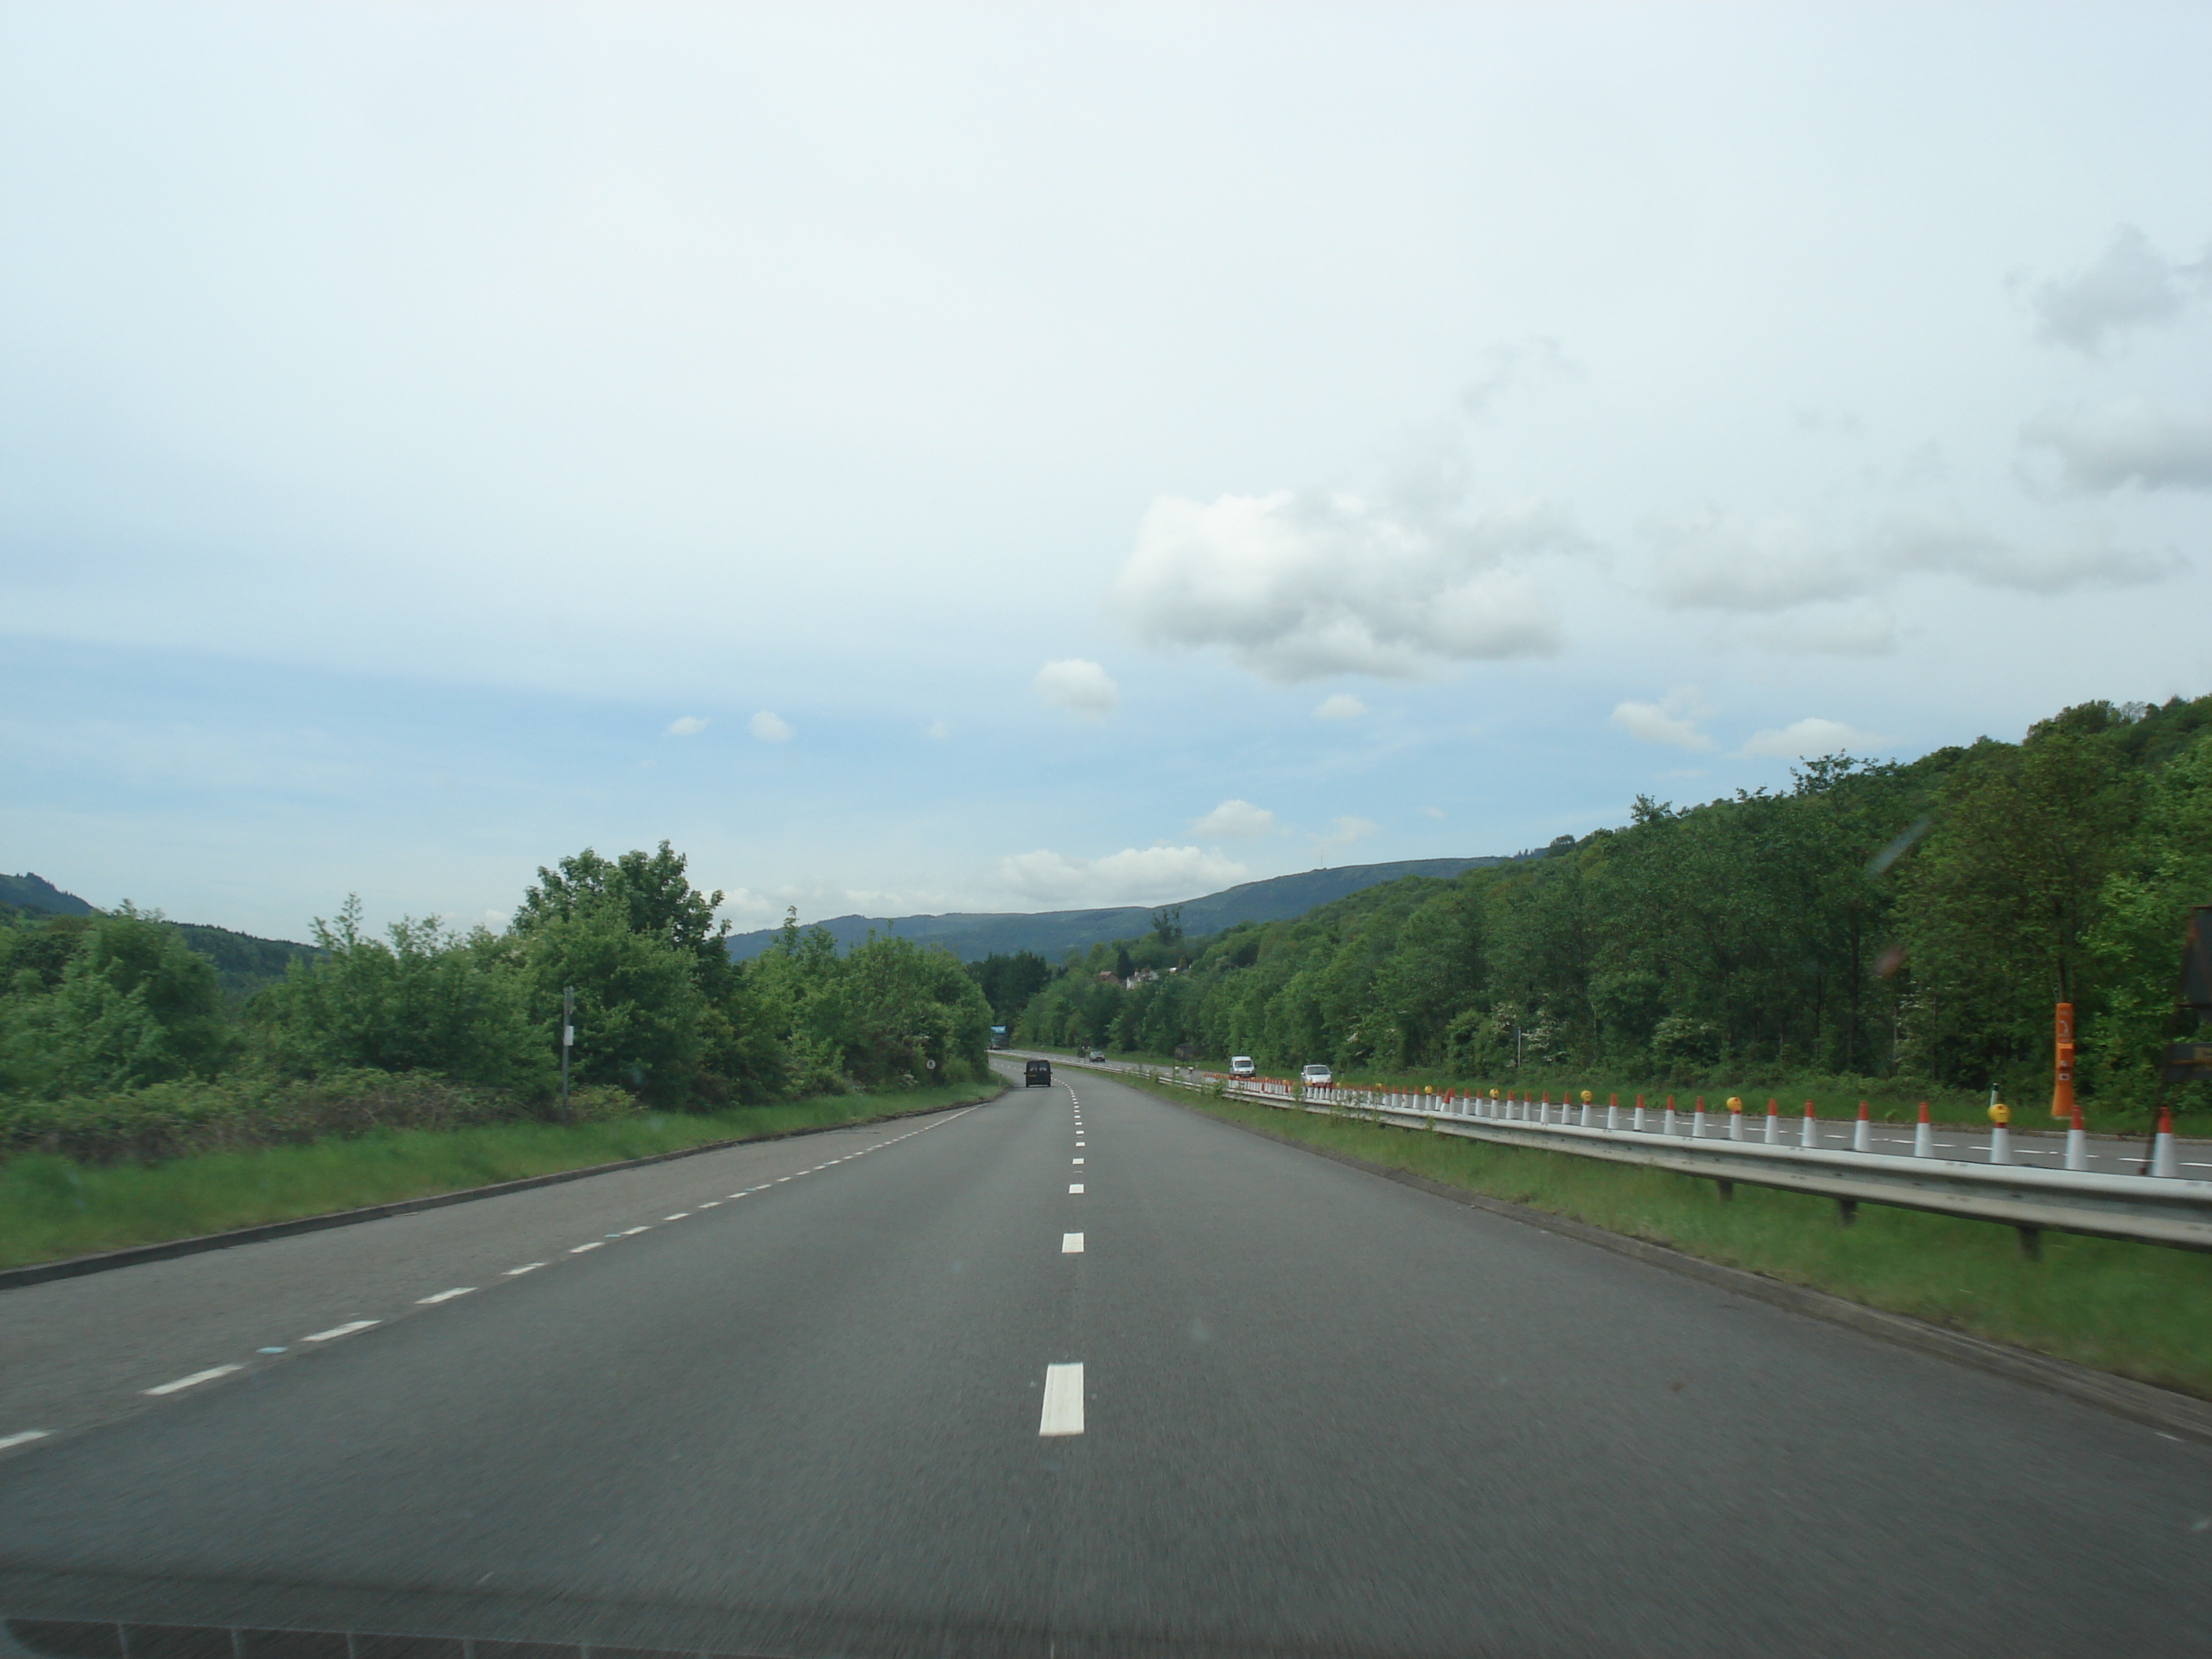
(0, 842, 993, 1130)
(1009, 696, 2212, 1115)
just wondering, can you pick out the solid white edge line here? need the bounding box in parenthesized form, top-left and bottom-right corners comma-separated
(417, 1287, 475, 1305)
(145, 1364, 241, 1396)
(302, 1320, 379, 1342)
(1039, 1363, 1085, 1435)
(1062, 1232, 1084, 1253)
(0, 1430, 53, 1451)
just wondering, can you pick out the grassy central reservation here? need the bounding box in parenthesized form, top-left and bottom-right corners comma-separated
(0, 1078, 1005, 1273)
(1113, 1071, 2212, 1401)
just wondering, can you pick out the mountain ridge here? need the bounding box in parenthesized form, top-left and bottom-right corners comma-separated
(723, 855, 1511, 964)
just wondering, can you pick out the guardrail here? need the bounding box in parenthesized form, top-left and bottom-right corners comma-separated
(1108, 1064, 2212, 1254)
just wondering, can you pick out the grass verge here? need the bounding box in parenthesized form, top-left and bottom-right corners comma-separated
(1121, 1072, 2212, 1400)
(0, 1079, 1005, 1272)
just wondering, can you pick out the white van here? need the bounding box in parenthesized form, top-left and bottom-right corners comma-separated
(1229, 1056, 1256, 1077)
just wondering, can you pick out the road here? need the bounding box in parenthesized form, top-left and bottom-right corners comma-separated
(2, 1061, 2209, 1657)
(1043, 1053, 2199, 1178)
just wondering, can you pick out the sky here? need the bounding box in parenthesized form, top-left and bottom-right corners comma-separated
(4, 2, 2209, 943)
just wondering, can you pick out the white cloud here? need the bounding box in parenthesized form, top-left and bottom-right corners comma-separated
(748, 710, 793, 742)
(998, 844, 1249, 906)
(1313, 693, 1368, 720)
(1650, 511, 1863, 612)
(2019, 400, 2212, 494)
(1190, 798, 1276, 838)
(1313, 815, 1379, 855)
(924, 719, 950, 739)
(1459, 335, 1577, 418)
(2031, 226, 2211, 354)
(1750, 606, 1897, 657)
(1033, 658, 1119, 721)
(1111, 460, 1584, 683)
(1421, 805, 1446, 820)
(1653, 506, 2177, 612)
(1610, 687, 1714, 752)
(1738, 717, 1884, 759)
(666, 715, 709, 737)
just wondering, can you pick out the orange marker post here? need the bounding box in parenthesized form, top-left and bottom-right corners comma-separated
(2052, 1002, 2077, 1121)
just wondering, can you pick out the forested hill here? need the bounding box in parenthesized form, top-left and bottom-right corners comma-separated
(723, 856, 1508, 964)
(0, 872, 95, 917)
(1016, 694, 2212, 1117)
(1, 873, 317, 1002)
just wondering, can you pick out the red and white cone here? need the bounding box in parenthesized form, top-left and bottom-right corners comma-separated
(1692, 1097, 1709, 1140)
(1852, 1101, 1872, 1154)
(1764, 1098, 1782, 1145)
(1663, 1094, 1679, 1136)
(1800, 1100, 1818, 1150)
(2065, 1104, 2089, 1172)
(1606, 1092, 1621, 1132)
(1634, 1093, 1648, 1133)
(1914, 1101, 1933, 1159)
(2154, 1106, 2180, 1179)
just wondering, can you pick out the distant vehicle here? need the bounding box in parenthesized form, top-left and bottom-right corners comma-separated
(1024, 1059, 1053, 1086)
(1088, 1049, 1105, 1063)
(1229, 1056, 1256, 1077)
(1301, 1064, 1333, 1086)
(989, 1025, 1009, 1049)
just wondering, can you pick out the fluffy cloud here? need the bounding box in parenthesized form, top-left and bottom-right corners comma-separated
(1034, 658, 1119, 720)
(666, 715, 709, 737)
(2020, 400, 2212, 494)
(1652, 507, 2176, 612)
(748, 710, 793, 742)
(1749, 606, 1898, 657)
(998, 844, 1249, 905)
(1111, 464, 1584, 683)
(2031, 226, 2211, 354)
(1738, 717, 1884, 760)
(923, 719, 950, 739)
(1313, 694, 1368, 720)
(1190, 799, 1276, 838)
(1313, 815, 1378, 855)
(1610, 687, 1714, 751)
(1460, 335, 1577, 418)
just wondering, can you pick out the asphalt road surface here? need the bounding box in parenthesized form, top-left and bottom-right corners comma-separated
(2, 1063, 2209, 1658)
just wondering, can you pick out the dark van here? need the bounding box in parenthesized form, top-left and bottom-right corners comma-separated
(1024, 1059, 1053, 1087)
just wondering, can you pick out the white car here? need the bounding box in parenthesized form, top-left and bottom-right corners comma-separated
(1301, 1064, 1333, 1086)
(1229, 1056, 1256, 1077)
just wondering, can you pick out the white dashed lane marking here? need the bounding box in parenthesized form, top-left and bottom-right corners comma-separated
(302, 1320, 379, 1343)
(145, 1365, 240, 1397)
(664, 1213, 690, 1220)
(0, 1430, 53, 1451)
(1069, 1183, 1085, 1194)
(506, 1262, 547, 1276)
(570, 1242, 603, 1254)
(416, 1287, 475, 1305)
(1063, 1232, 1084, 1253)
(1039, 1364, 1085, 1436)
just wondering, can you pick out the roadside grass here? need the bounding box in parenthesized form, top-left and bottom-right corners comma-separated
(1126, 1075, 2212, 1399)
(0, 1079, 1005, 1272)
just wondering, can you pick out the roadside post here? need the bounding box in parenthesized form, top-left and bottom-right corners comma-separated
(561, 984, 574, 1124)
(2052, 1002, 2077, 1121)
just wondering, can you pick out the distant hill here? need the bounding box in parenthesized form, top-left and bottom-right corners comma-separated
(2, 871, 317, 1002)
(724, 856, 1510, 964)
(0, 871, 96, 917)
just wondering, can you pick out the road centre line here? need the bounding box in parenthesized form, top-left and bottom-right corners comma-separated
(615, 1225, 650, 1236)
(506, 1262, 546, 1275)
(0, 1430, 52, 1452)
(665, 1212, 690, 1220)
(570, 1242, 603, 1253)
(145, 1365, 240, 1397)
(1039, 1363, 1085, 1436)
(1063, 1232, 1084, 1253)
(1069, 1183, 1085, 1194)
(302, 1320, 379, 1342)
(416, 1287, 475, 1305)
